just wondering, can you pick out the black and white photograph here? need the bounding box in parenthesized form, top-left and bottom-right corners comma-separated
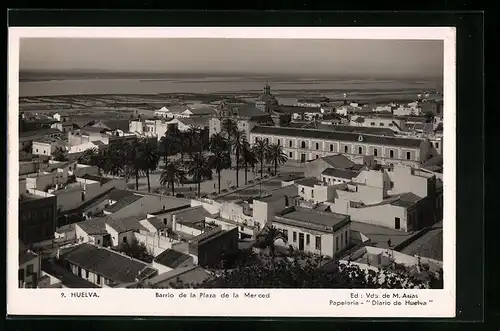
(8, 27, 455, 317)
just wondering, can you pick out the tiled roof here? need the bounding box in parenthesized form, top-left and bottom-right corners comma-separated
(61, 243, 156, 284)
(235, 105, 268, 118)
(295, 177, 322, 188)
(107, 189, 136, 202)
(251, 126, 423, 148)
(178, 116, 210, 128)
(80, 174, 113, 185)
(154, 249, 192, 268)
(320, 154, 356, 169)
(322, 168, 360, 179)
(145, 217, 168, 231)
(172, 206, 213, 224)
(390, 192, 422, 208)
(75, 217, 108, 235)
(81, 127, 106, 134)
(332, 125, 395, 136)
(186, 107, 216, 115)
(101, 120, 130, 132)
(105, 215, 144, 233)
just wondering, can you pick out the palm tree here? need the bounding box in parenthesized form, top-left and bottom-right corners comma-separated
(209, 133, 227, 153)
(159, 161, 186, 196)
(221, 118, 238, 164)
(101, 146, 123, 177)
(159, 133, 180, 167)
(187, 125, 202, 154)
(241, 142, 257, 185)
(252, 138, 270, 178)
(138, 137, 160, 192)
(231, 130, 247, 187)
(126, 140, 144, 190)
(208, 147, 231, 195)
(187, 152, 213, 198)
(266, 143, 288, 176)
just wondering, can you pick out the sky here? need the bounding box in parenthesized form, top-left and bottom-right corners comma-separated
(20, 38, 443, 78)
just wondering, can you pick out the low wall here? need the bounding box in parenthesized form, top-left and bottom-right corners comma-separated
(134, 232, 176, 257)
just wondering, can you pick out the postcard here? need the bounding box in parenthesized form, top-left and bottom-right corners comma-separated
(8, 26, 455, 317)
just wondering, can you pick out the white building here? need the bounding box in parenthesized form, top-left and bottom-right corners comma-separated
(250, 126, 432, 168)
(272, 206, 351, 258)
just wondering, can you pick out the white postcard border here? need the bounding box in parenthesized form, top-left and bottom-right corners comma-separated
(7, 27, 456, 318)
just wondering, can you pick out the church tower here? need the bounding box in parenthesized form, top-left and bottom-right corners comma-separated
(255, 83, 279, 113)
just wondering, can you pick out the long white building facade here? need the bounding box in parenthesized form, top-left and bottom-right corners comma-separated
(249, 126, 434, 168)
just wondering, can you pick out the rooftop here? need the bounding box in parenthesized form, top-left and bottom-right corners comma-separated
(333, 125, 396, 136)
(400, 222, 443, 261)
(322, 168, 360, 179)
(390, 192, 422, 208)
(295, 177, 323, 188)
(145, 265, 212, 288)
(80, 174, 113, 185)
(256, 184, 299, 203)
(275, 207, 350, 233)
(154, 249, 192, 269)
(172, 205, 214, 224)
(105, 215, 145, 233)
(251, 126, 423, 148)
(41, 260, 99, 288)
(142, 217, 168, 231)
(104, 194, 143, 213)
(316, 154, 357, 170)
(109, 194, 191, 220)
(61, 243, 157, 284)
(107, 188, 137, 202)
(75, 217, 108, 235)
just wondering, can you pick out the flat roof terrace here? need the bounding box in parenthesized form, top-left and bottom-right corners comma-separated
(275, 207, 350, 234)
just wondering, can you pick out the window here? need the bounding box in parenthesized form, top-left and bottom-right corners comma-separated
(306, 234, 310, 245)
(380, 123, 384, 126)
(336, 237, 339, 251)
(388, 123, 393, 127)
(315, 236, 321, 250)
(96, 275, 101, 285)
(344, 146, 348, 153)
(18, 269, 25, 282)
(341, 233, 344, 247)
(240, 226, 244, 231)
(289, 152, 293, 158)
(289, 140, 293, 147)
(122, 236, 128, 244)
(81, 192, 85, 201)
(389, 150, 394, 158)
(374, 148, 378, 156)
(435, 142, 439, 149)
(311, 190, 314, 198)
(330, 144, 334, 152)
(370, 122, 375, 126)
(395, 217, 401, 230)
(406, 151, 411, 160)
(85, 270, 89, 278)
(293, 231, 297, 242)
(358, 147, 362, 154)
(255, 137, 258, 143)
(315, 142, 319, 150)
(283, 229, 288, 240)
(26, 264, 33, 274)
(97, 239, 101, 245)
(345, 230, 348, 246)
(77, 267, 82, 277)
(315, 155, 319, 159)
(265, 138, 269, 143)
(277, 139, 281, 146)
(301, 141, 306, 148)
(163, 218, 167, 225)
(390, 181, 394, 189)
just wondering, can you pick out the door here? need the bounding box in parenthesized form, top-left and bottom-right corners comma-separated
(300, 154, 306, 163)
(298, 233, 304, 251)
(395, 217, 401, 230)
